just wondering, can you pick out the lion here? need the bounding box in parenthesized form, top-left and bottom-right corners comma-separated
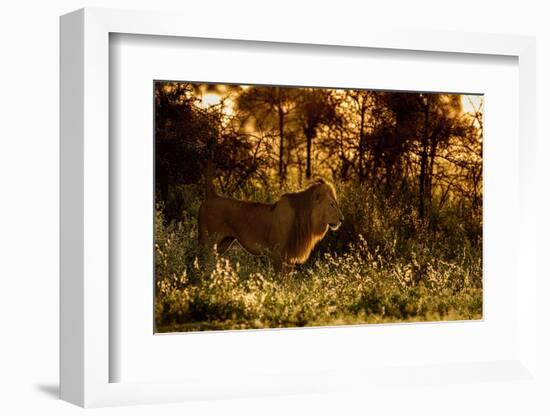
(198, 170, 344, 272)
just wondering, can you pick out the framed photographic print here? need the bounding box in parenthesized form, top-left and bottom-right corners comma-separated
(60, 7, 539, 408)
(152, 81, 483, 334)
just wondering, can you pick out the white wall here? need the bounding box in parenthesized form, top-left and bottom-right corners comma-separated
(0, 1, 548, 414)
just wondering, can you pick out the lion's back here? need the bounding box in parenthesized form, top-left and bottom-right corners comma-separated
(201, 195, 280, 240)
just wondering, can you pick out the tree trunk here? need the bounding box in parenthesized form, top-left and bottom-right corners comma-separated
(158, 163, 169, 205)
(419, 101, 429, 219)
(427, 135, 438, 204)
(278, 105, 285, 186)
(339, 137, 349, 180)
(340, 157, 349, 180)
(305, 132, 313, 179)
(358, 103, 366, 181)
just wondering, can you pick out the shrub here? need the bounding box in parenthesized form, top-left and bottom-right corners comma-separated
(154, 182, 482, 331)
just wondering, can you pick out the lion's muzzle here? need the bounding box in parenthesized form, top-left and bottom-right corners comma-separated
(329, 215, 344, 230)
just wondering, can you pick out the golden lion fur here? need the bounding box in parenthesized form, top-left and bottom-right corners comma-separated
(198, 179, 343, 271)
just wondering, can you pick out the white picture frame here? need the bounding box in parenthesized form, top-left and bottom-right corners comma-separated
(60, 7, 538, 408)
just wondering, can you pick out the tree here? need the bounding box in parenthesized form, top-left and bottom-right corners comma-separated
(154, 82, 219, 220)
(345, 90, 373, 181)
(294, 88, 339, 179)
(236, 87, 296, 186)
(417, 94, 465, 219)
(374, 91, 423, 190)
(155, 81, 483, 231)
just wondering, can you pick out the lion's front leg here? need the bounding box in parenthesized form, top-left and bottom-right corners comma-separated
(268, 250, 293, 278)
(268, 251, 284, 274)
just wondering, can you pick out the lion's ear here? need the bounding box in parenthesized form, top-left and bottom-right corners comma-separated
(314, 186, 323, 201)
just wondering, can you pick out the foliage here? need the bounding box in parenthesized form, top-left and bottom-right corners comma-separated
(155, 182, 482, 332)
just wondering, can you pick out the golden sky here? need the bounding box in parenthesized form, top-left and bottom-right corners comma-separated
(199, 87, 483, 118)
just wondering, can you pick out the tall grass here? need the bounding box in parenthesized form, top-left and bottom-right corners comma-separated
(155, 182, 482, 332)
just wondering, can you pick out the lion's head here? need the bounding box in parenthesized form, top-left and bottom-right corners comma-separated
(310, 180, 344, 231)
(283, 179, 344, 264)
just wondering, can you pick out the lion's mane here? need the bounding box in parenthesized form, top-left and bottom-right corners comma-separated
(282, 180, 335, 263)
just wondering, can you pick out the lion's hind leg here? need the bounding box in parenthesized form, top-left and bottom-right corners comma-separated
(198, 203, 209, 247)
(268, 251, 284, 274)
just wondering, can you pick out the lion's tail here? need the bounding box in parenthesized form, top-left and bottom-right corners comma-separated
(205, 137, 216, 199)
(205, 158, 216, 199)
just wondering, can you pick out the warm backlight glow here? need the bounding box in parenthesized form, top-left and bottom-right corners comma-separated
(201, 93, 221, 108)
